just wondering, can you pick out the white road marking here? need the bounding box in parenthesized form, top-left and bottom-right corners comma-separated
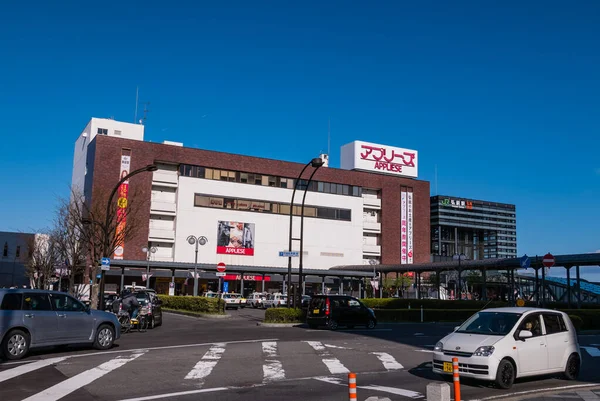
(262, 341, 285, 382)
(371, 352, 403, 370)
(185, 344, 226, 381)
(314, 377, 423, 398)
(0, 357, 67, 383)
(360, 384, 423, 398)
(117, 387, 230, 401)
(324, 344, 351, 349)
(414, 349, 433, 353)
(39, 338, 279, 361)
(582, 346, 600, 357)
(21, 352, 145, 401)
(306, 341, 350, 374)
(471, 383, 600, 401)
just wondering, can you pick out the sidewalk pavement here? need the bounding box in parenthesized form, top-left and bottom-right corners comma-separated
(522, 388, 600, 401)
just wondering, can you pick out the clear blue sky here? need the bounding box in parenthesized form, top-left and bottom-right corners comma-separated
(1, 1, 598, 276)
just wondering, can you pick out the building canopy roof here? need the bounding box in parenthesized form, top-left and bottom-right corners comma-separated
(330, 253, 600, 274)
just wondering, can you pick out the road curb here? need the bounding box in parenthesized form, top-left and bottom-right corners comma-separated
(482, 384, 600, 401)
(164, 309, 231, 319)
(257, 322, 307, 328)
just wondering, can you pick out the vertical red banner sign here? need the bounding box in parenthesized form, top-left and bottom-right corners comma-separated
(113, 154, 131, 260)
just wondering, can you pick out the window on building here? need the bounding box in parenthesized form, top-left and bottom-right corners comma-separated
(16, 246, 20, 258)
(2, 242, 7, 257)
(97, 128, 108, 135)
(240, 173, 249, 183)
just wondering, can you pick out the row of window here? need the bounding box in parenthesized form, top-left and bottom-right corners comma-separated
(432, 212, 517, 225)
(179, 164, 363, 197)
(193, 194, 353, 222)
(2, 242, 21, 258)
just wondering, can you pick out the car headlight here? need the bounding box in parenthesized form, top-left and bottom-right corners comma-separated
(473, 346, 495, 357)
(434, 341, 443, 352)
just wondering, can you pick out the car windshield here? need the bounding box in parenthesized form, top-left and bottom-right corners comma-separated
(456, 312, 522, 335)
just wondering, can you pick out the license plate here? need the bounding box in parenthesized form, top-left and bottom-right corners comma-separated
(443, 362, 453, 373)
(313, 309, 320, 314)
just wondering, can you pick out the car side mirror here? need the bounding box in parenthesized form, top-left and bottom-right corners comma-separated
(85, 305, 91, 314)
(518, 330, 533, 340)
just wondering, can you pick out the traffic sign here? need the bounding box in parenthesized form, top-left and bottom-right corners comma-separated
(279, 251, 299, 257)
(217, 262, 226, 273)
(223, 282, 229, 293)
(216, 272, 226, 277)
(101, 257, 110, 271)
(520, 254, 531, 269)
(542, 253, 555, 268)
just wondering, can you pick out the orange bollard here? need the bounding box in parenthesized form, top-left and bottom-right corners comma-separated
(348, 372, 357, 400)
(452, 357, 461, 401)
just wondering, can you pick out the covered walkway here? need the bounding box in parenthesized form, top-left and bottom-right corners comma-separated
(330, 253, 600, 308)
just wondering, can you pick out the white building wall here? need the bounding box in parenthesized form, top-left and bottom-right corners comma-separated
(71, 118, 145, 194)
(171, 177, 364, 270)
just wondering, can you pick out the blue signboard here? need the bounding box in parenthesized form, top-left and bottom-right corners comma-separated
(279, 251, 300, 257)
(520, 254, 531, 269)
(101, 257, 110, 271)
(222, 282, 229, 293)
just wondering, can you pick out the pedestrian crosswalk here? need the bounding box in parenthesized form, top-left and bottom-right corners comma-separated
(0, 340, 417, 401)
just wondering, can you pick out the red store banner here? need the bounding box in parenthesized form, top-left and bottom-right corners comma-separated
(222, 274, 271, 281)
(216, 220, 255, 256)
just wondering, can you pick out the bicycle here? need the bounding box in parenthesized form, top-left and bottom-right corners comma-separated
(118, 306, 149, 333)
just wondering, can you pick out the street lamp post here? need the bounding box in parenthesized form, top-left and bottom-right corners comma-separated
(142, 246, 157, 289)
(453, 253, 467, 300)
(297, 160, 324, 304)
(88, 163, 157, 310)
(187, 235, 208, 296)
(287, 157, 324, 308)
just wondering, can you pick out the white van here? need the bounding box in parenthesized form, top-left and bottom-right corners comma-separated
(432, 307, 581, 389)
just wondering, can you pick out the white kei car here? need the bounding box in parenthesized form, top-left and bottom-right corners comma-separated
(432, 307, 581, 389)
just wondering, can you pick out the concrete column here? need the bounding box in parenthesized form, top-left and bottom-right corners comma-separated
(358, 280, 362, 299)
(120, 268, 125, 293)
(302, 277, 306, 296)
(436, 271, 441, 300)
(379, 272, 383, 298)
(262, 274, 265, 292)
(482, 268, 487, 301)
(566, 266, 571, 308)
(240, 273, 244, 296)
(576, 265, 581, 309)
(321, 276, 326, 294)
(339, 276, 344, 295)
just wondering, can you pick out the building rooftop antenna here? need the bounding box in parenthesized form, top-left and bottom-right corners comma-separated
(140, 101, 150, 125)
(134, 86, 139, 123)
(327, 117, 331, 160)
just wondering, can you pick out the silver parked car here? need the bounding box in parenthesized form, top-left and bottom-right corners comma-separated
(0, 289, 121, 360)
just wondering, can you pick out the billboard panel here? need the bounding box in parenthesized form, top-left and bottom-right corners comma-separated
(217, 221, 255, 256)
(407, 191, 414, 264)
(113, 154, 131, 260)
(401, 191, 407, 264)
(340, 140, 418, 178)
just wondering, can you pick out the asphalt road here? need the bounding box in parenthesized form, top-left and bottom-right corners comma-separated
(1, 307, 599, 401)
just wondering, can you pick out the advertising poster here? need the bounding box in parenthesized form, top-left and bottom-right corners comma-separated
(217, 221, 255, 256)
(407, 191, 414, 264)
(113, 154, 131, 260)
(400, 191, 407, 264)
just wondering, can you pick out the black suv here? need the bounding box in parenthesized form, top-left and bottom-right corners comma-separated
(306, 295, 376, 330)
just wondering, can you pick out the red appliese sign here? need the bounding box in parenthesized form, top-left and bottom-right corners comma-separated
(222, 274, 271, 281)
(340, 141, 418, 178)
(216, 246, 255, 256)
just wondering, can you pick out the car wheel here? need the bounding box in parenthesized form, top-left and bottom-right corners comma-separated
(328, 320, 339, 330)
(495, 359, 515, 389)
(367, 319, 376, 329)
(148, 316, 155, 329)
(564, 353, 580, 380)
(2, 329, 30, 360)
(94, 324, 115, 350)
(155, 315, 163, 327)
